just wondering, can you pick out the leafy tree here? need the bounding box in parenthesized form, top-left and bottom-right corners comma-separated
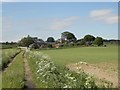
(61, 31, 77, 42)
(84, 35, 95, 45)
(47, 37, 55, 42)
(79, 40, 86, 45)
(76, 40, 86, 46)
(18, 35, 34, 47)
(93, 37, 103, 46)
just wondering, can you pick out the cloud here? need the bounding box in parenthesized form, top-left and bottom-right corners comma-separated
(40, 16, 80, 30)
(90, 9, 118, 24)
(2, 16, 79, 32)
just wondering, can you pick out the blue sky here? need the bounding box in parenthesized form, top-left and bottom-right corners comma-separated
(2, 2, 118, 42)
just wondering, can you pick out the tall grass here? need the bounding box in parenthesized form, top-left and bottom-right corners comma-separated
(1, 49, 21, 70)
(2, 51, 24, 88)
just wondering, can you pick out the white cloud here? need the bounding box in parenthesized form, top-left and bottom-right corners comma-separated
(90, 9, 118, 24)
(40, 16, 79, 30)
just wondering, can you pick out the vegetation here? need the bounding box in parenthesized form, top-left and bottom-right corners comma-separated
(61, 31, 77, 42)
(93, 37, 103, 46)
(2, 51, 24, 88)
(0, 42, 17, 49)
(27, 51, 104, 88)
(83, 35, 95, 45)
(16, 32, 119, 49)
(1, 32, 118, 88)
(18, 35, 34, 47)
(38, 45, 118, 66)
(47, 37, 55, 42)
(1, 49, 21, 70)
(77, 40, 86, 46)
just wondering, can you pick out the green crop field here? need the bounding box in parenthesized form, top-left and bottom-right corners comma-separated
(36, 45, 118, 66)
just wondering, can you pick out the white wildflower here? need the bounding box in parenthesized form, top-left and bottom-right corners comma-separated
(37, 77, 39, 79)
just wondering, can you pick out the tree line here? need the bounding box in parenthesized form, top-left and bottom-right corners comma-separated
(17, 31, 104, 47)
(1, 31, 119, 48)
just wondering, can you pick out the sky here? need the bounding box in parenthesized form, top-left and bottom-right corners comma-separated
(1, 2, 119, 42)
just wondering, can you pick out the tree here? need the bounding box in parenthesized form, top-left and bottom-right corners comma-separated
(79, 40, 86, 45)
(18, 35, 34, 47)
(61, 31, 77, 42)
(47, 37, 55, 42)
(93, 37, 103, 46)
(76, 40, 86, 46)
(84, 35, 95, 45)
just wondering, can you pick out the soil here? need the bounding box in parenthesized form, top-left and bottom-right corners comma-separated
(66, 62, 118, 88)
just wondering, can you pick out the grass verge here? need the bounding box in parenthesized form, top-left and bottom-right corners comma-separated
(2, 51, 24, 88)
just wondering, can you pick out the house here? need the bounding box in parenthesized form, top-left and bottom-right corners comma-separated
(29, 37, 47, 49)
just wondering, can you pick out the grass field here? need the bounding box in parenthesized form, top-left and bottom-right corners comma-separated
(36, 45, 118, 66)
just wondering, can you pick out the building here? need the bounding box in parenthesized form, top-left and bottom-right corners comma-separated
(29, 37, 47, 49)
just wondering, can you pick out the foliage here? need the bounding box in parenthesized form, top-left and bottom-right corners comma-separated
(84, 35, 95, 42)
(77, 40, 86, 46)
(61, 31, 77, 42)
(93, 37, 103, 46)
(84, 35, 95, 45)
(47, 37, 55, 42)
(18, 35, 34, 47)
(2, 51, 24, 88)
(27, 51, 98, 88)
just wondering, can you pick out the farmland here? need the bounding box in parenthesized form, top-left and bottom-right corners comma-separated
(32, 45, 118, 87)
(1, 45, 118, 88)
(38, 45, 118, 65)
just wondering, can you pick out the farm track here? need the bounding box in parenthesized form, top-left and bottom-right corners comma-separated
(23, 52, 36, 89)
(2, 50, 36, 88)
(2, 51, 21, 72)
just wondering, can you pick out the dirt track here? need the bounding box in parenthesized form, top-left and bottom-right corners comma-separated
(23, 53, 36, 89)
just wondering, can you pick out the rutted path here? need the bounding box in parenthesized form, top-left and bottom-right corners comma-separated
(23, 52, 36, 89)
